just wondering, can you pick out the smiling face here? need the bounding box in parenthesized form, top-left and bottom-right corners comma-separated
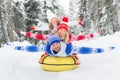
(51, 17, 59, 25)
(49, 17, 60, 33)
(57, 28, 68, 40)
(51, 42, 61, 53)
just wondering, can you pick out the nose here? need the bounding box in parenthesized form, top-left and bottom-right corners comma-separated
(60, 32, 65, 36)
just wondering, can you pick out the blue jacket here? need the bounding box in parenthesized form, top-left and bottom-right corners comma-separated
(44, 42, 72, 56)
(6, 42, 115, 56)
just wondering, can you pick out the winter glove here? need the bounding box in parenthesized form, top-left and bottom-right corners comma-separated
(26, 32, 31, 37)
(76, 35, 86, 40)
(35, 34, 45, 40)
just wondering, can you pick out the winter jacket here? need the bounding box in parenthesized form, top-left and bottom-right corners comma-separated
(6, 42, 115, 57)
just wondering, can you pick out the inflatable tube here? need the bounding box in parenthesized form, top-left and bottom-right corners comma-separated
(39, 53, 80, 72)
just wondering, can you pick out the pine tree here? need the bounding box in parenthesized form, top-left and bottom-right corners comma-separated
(12, 1, 26, 31)
(46, 0, 59, 15)
(0, 0, 10, 43)
(7, 0, 14, 42)
(24, 0, 42, 31)
(39, 0, 48, 23)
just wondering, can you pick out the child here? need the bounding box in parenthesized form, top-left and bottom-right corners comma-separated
(30, 10, 60, 35)
(48, 17, 60, 34)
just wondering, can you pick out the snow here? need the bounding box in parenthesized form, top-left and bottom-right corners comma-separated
(47, 9, 57, 22)
(58, 0, 69, 13)
(36, 22, 49, 31)
(35, 26, 49, 31)
(0, 31, 120, 80)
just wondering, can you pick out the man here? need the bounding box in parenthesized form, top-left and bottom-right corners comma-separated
(8, 35, 115, 56)
(45, 35, 72, 56)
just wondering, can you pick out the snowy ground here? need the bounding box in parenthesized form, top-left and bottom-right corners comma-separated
(0, 32, 120, 80)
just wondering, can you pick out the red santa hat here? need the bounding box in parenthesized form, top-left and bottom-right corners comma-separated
(57, 17, 69, 32)
(61, 16, 68, 25)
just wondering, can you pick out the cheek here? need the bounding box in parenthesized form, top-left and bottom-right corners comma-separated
(58, 44, 61, 48)
(54, 19, 58, 22)
(51, 45, 55, 50)
(51, 20, 57, 24)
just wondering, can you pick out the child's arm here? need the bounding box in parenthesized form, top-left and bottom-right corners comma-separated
(71, 31, 100, 41)
(19, 30, 49, 40)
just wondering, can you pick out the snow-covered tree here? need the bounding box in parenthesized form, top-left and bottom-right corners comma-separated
(7, 0, 14, 42)
(36, 0, 48, 23)
(68, 0, 78, 21)
(12, 0, 26, 31)
(46, 0, 60, 16)
(99, 0, 120, 35)
(0, 0, 15, 43)
(68, 0, 88, 35)
(24, 0, 42, 31)
(68, 0, 120, 36)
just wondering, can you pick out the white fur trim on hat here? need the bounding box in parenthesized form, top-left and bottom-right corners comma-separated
(61, 21, 68, 25)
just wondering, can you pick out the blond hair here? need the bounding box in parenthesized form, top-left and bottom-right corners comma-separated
(48, 17, 60, 30)
(55, 31, 69, 43)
